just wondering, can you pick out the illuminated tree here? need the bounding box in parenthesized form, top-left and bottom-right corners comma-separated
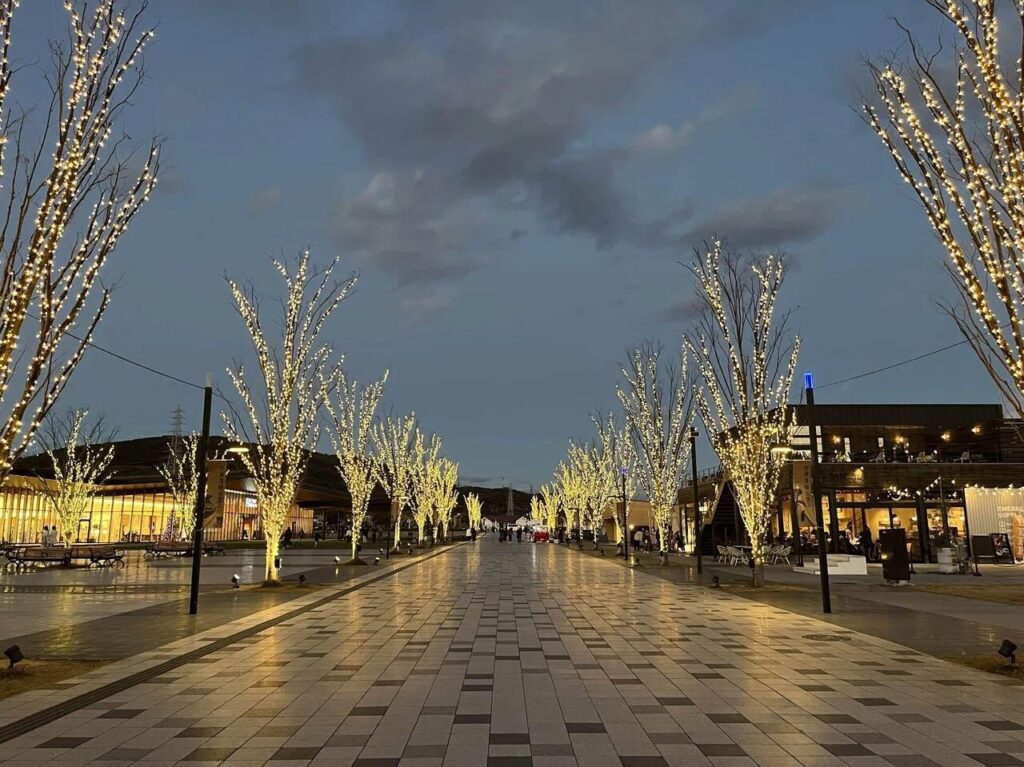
(157, 433, 199, 541)
(38, 410, 114, 546)
(864, 1, 1024, 417)
(617, 342, 693, 561)
(0, 0, 160, 484)
(568, 439, 614, 550)
(530, 494, 543, 522)
(686, 241, 799, 586)
(324, 369, 387, 564)
(373, 412, 417, 552)
(432, 456, 458, 542)
(410, 431, 442, 544)
(554, 459, 584, 536)
(539, 483, 559, 530)
(465, 492, 483, 530)
(223, 251, 352, 584)
(594, 414, 636, 544)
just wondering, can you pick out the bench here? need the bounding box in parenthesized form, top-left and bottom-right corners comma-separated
(86, 547, 126, 567)
(202, 542, 226, 555)
(143, 542, 193, 560)
(5, 546, 70, 566)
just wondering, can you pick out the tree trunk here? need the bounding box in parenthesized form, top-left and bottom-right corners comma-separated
(751, 561, 765, 587)
(264, 537, 280, 584)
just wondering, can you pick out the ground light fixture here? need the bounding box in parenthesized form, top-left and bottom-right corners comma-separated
(4, 644, 23, 669)
(298, 574, 306, 586)
(231, 574, 240, 589)
(711, 575, 721, 588)
(374, 556, 380, 565)
(334, 556, 341, 564)
(999, 639, 1018, 668)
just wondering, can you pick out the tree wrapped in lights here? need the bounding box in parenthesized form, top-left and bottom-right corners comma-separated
(223, 251, 352, 584)
(616, 342, 693, 561)
(410, 431, 442, 544)
(373, 412, 417, 552)
(539, 483, 559, 531)
(325, 369, 388, 564)
(530, 494, 543, 522)
(465, 492, 483, 531)
(554, 459, 584, 538)
(686, 241, 799, 587)
(38, 410, 115, 546)
(157, 433, 199, 541)
(568, 439, 614, 550)
(0, 0, 160, 484)
(432, 456, 458, 542)
(594, 414, 636, 544)
(864, 0, 1024, 417)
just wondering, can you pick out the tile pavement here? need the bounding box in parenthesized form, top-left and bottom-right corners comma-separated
(1, 537, 1023, 766)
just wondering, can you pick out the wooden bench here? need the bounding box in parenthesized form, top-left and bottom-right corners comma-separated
(143, 542, 193, 560)
(202, 542, 226, 555)
(85, 547, 126, 567)
(5, 546, 70, 566)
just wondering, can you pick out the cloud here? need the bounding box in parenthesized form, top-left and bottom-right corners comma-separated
(245, 186, 283, 216)
(681, 185, 847, 249)
(659, 296, 704, 324)
(632, 90, 754, 151)
(399, 289, 453, 320)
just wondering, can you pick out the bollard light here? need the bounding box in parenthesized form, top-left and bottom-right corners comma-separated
(298, 574, 306, 587)
(231, 574, 240, 589)
(999, 639, 1018, 668)
(4, 644, 23, 669)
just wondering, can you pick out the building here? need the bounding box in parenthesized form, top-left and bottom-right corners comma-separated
(680, 404, 1024, 563)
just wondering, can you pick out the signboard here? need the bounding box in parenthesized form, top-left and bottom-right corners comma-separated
(204, 459, 230, 528)
(991, 533, 1014, 564)
(964, 488, 1024, 561)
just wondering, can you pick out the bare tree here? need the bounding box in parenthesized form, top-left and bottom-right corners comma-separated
(0, 1, 160, 482)
(324, 368, 387, 564)
(222, 251, 351, 584)
(864, 0, 1024, 416)
(594, 412, 636, 545)
(686, 241, 799, 587)
(37, 410, 115, 546)
(616, 342, 693, 562)
(157, 432, 199, 541)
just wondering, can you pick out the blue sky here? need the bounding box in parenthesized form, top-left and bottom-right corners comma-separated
(17, 1, 995, 488)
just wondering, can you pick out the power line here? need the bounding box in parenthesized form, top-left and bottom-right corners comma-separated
(817, 321, 1013, 391)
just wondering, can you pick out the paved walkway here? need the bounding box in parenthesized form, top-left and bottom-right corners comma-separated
(2, 539, 1024, 766)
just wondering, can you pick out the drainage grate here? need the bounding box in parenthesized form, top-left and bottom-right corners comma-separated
(802, 633, 852, 642)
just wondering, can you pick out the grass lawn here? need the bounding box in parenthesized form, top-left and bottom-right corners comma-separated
(0, 659, 110, 701)
(944, 654, 1024, 682)
(912, 583, 1024, 606)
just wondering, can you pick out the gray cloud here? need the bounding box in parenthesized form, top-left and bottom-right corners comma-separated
(245, 186, 283, 216)
(681, 185, 848, 250)
(659, 296, 705, 324)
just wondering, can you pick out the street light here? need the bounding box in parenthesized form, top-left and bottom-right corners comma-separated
(620, 465, 629, 561)
(689, 427, 701, 576)
(804, 373, 832, 614)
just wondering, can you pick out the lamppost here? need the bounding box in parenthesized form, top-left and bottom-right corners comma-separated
(804, 373, 832, 614)
(620, 465, 629, 561)
(689, 427, 701, 576)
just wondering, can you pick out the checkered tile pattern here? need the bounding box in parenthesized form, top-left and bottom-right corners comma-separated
(1, 539, 1023, 766)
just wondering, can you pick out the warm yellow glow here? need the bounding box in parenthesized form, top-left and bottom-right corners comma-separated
(465, 492, 483, 530)
(410, 431, 442, 543)
(0, 0, 160, 484)
(686, 241, 799, 585)
(324, 369, 387, 562)
(39, 410, 114, 546)
(223, 251, 352, 583)
(157, 433, 199, 541)
(865, 1, 1024, 418)
(372, 412, 417, 549)
(972, 425, 982, 435)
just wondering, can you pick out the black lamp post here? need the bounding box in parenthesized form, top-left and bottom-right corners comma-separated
(689, 427, 701, 576)
(804, 373, 831, 614)
(188, 384, 212, 616)
(620, 466, 629, 560)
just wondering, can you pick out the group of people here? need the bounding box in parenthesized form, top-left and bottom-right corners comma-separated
(497, 525, 524, 542)
(39, 525, 60, 547)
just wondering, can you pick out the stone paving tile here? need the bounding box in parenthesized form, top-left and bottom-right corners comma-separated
(3, 538, 1024, 766)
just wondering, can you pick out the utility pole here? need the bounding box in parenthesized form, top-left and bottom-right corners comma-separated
(804, 374, 831, 614)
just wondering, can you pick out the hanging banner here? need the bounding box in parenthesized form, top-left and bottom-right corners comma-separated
(204, 459, 231, 529)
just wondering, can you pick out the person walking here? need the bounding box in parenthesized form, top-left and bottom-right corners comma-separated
(516, 527, 522, 543)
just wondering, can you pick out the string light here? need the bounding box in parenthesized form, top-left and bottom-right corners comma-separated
(432, 456, 459, 539)
(38, 410, 114, 546)
(465, 492, 483, 530)
(539, 482, 559, 531)
(409, 431, 442, 544)
(157, 433, 199, 541)
(372, 412, 418, 550)
(0, 0, 160, 483)
(864, 0, 1024, 418)
(223, 251, 353, 584)
(323, 369, 387, 562)
(686, 242, 800, 584)
(616, 343, 692, 555)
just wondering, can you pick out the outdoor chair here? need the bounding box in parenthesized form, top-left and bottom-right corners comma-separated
(727, 546, 748, 566)
(772, 545, 792, 565)
(715, 545, 728, 563)
(954, 451, 971, 463)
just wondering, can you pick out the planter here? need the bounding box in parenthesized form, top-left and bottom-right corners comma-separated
(937, 546, 957, 574)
